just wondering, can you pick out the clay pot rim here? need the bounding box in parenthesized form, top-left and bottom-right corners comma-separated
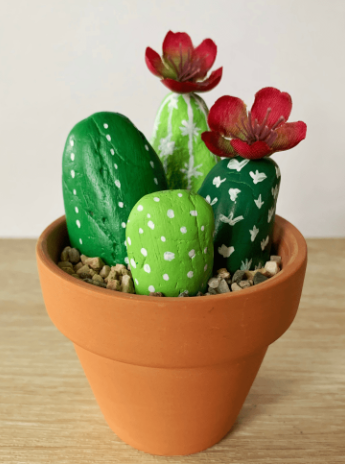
(37, 214, 307, 303)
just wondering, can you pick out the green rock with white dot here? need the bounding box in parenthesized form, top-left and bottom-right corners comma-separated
(198, 156, 281, 273)
(62, 111, 167, 266)
(126, 190, 214, 296)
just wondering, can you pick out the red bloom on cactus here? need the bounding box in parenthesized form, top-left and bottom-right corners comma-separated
(145, 31, 223, 93)
(202, 87, 307, 159)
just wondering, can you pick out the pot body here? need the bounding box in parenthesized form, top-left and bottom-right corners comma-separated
(36, 215, 307, 455)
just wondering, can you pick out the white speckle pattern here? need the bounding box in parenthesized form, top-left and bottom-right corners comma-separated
(135, 278, 139, 285)
(148, 285, 155, 292)
(188, 249, 196, 259)
(121, 222, 126, 228)
(164, 251, 175, 261)
(147, 214, 151, 218)
(145, 145, 149, 151)
(150, 161, 154, 168)
(71, 170, 75, 178)
(167, 209, 174, 218)
(218, 244, 235, 258)
(161, 236, 166, 242)
(115, 180, 121, 188)
(110, 149, 114, 155)
(163, 274, 169, 281)
(127, 237, 131, 245)
(106, 134, 111, 141)
(180, 227, 187, 234)
(154, 178, 158, 185)
(70, 153, 75, 161)
(204, 247, 208, 254)
(148, 220, 155, 229)
(73, 189, 77, 195)
(204, 264, 207, 271)
(79, 238, 83, 245)
(249, 225, 259, 242)
(250, 170, 267, 184)
(144, 264, 151, 273)
(201, 225, 205, 231)
(141, 248, 148, 257)
(139, 228, 144, 234)
(130, 258, 136, 268)
(137, 205, 143, 211)
(229, 188, 241, 202)
(261, 236, 269, 250)
(118, 202, 124, 208)
(213, 176, 226, 188)
(153, 197, 160, 202)
(124, 257, 129, 264)
(75, 207, 79, 213)
(70, 140, 74, 146)
(103, 123, 108, 129)
(187, 271, 194, 278)
(178, 193, 183, 197)
(190, 210, 197, 216)
(76, 220, 81, 228)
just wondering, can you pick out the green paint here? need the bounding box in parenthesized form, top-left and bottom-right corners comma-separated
(126, 190, 214, 296)
(151, 92, 218, 193)
(198, 156, 281, 273)
(62, 111, 168, 266)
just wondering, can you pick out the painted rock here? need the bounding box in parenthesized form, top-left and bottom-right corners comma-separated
(62, 112, 168, 266)
(198, 156, 281, 273)
(151, 92, 218, 193)
(126, 190, 214, 296)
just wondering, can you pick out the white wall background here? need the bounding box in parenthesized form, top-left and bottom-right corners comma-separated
(1, 0, 344, 237)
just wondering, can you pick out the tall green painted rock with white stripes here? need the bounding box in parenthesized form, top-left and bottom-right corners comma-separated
(62, 111, 167, 266)
(151, 92, 218, 193)
(198, 156, 281, 273)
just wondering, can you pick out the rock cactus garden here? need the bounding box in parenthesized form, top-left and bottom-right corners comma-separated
(58, 30, 307, 297)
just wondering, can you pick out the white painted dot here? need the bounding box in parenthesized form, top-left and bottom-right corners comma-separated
(145, 145, 149, 151)
(103, 123, 108, 129)
(79, 238, 83, 245)
(153, 197, 160, 202)
(167, 209, 175, 218)
(164, 251, 175, 261)
(127, 237, 131, 245)
(137, 205, 143, 211)
(154, 178, 158, 184)
(148, 285, 155, 292)
(188, 249, 196, 259)
(201, 225, 205, 231)
(187, 271, 194, 278)
(110, 149, 115, 155)
(204, 264, 208, 271)
(71, 170, 75, 178)
(141, 248, 148, 257)
(70, 140, 74, 146)
(75, 207, 79, 213)
(190, 210, 198, 216)
(76, 220, 81, 228)
(73, 189, 77, 195)
(150, 161, 154, 168)
(163, 274, 169, 281)
(130, 258, 136, 268)
(147, 213, 151, 218)
(144, 264, 151, 273)
(106, 134, 111, 141)
(115, 180, 121, 188)
(114, 163, 118, 169)
(161, 236, 166, 242)
(70, 153, 75, 161)
(204, 247, 208, 254)
(135, 278, 139, 285)
(118, 202, 124, 208)
(148, 220, 155, 229)
(180, 227, 187, 234)
(121, 222, 126, 228)
(124, 257, 129, 264)
(178, 193, 183, 197)
(139, 228, 144, 234)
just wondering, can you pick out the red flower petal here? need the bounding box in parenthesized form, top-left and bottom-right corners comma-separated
(230, 139, 271, 159)
(251, 87, 292, 129)
(162, 31, 193, 69)
(271, 121, 307, 152)
(201, 131, 237, 158)
(192, 38, 217, 80)
(162, 67, 223, 94)
(208, 95, 248, 139)
(145, 47, 166, 78)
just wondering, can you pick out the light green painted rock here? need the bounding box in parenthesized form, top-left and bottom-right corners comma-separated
(126, 190, 215, 296)
(62, 111, 168, 266)
(151, 92, 218, 193)
(198, 156, 281, 273)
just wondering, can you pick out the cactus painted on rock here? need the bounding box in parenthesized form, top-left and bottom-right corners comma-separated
(151, 92, 218, 192)
(62, 111, 167, 266)
(126, 190, 214, 296)
(198, 156, 281, 273)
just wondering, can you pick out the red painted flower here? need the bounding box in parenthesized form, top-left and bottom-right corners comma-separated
(202, 87, 307, 159)
(145, 31, 223, 94)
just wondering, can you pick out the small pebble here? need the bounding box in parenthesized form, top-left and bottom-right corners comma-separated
(74, 262, 83, 272)
(85, 257, 105, 271)
(58, 261, 73, 269)
(60, 246, 71, 262)
(239, 280, 252, 289)
(217, 268, 231, 280)
(264, 261, 280, 276)
(121, 274, 135, 293)
(149, 292, 165, 297)
(196, 291, 204, 296)
(178, 290, 189, 297)
(107, 279, 121, 291)
(99, 265, 111, 278)
(80, 254, 89, 264)
(61, 267, 74, 275)
(253, 272, 269, 285)
(217, 279, 230, 293)
(92, 274, 104, 285)
(208, 277, 220, 289)
(231, 282, 242, 292)
(76, 264, 91, 276)
(71, 274, 81, 279)
(208, 287, 218, 295)
(68, 248, 80, 264)
(232, 270, 245, 284)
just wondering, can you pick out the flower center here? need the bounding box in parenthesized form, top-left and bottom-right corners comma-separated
(236, 108, 285, 146)
(165, 45, 203, 82)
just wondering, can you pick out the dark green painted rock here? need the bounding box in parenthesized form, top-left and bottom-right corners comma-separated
(198, 156, 281, 273)
(62, 112, 168, 266)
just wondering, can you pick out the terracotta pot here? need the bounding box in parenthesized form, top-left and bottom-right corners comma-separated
(36, 215, 307, 456)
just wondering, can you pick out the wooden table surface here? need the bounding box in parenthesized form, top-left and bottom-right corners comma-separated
(0, 239, 344, 463)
